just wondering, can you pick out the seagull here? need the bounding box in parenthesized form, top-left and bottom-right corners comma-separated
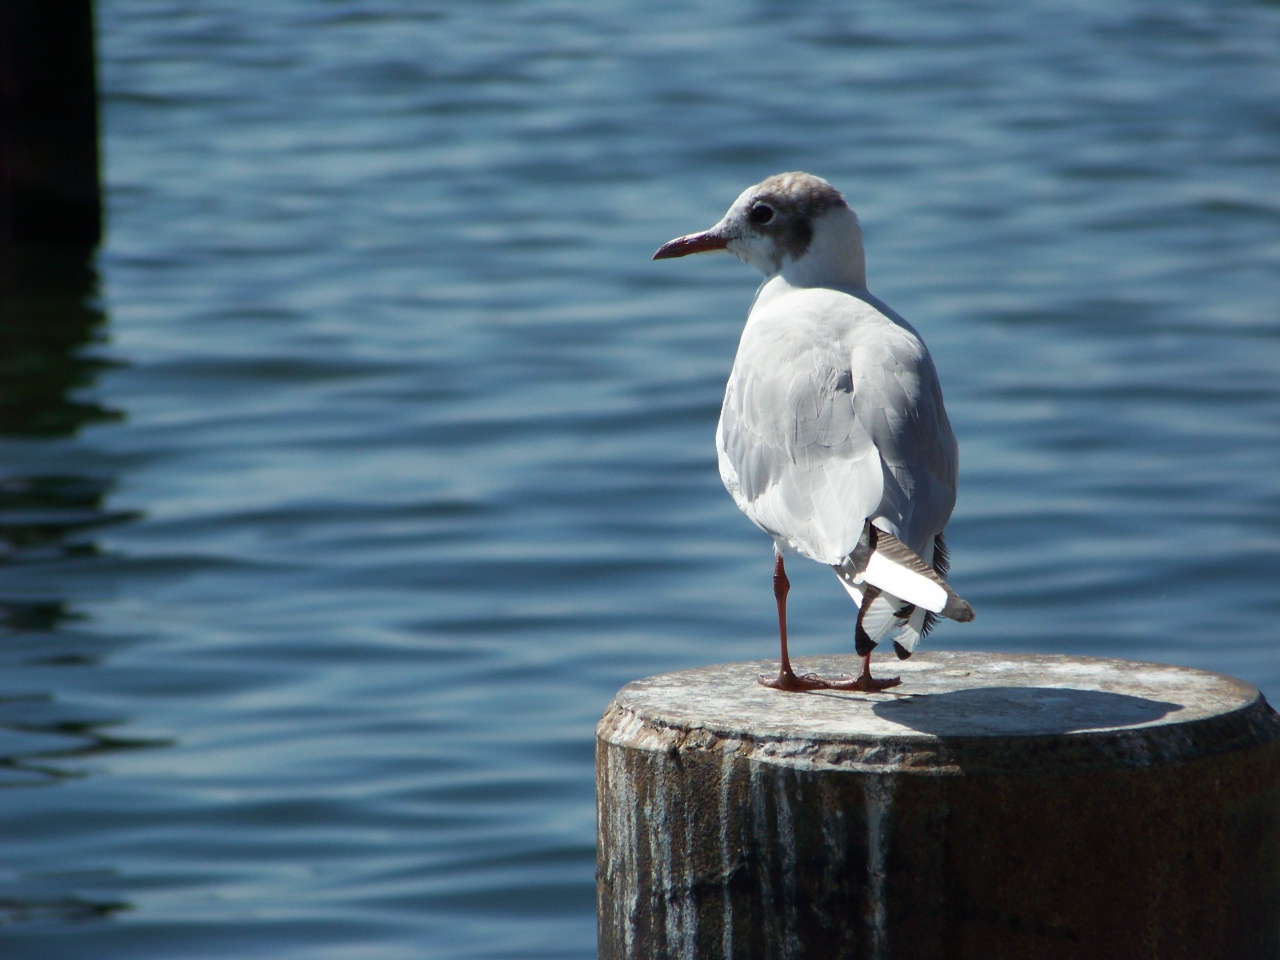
(654, 172, 973, 692)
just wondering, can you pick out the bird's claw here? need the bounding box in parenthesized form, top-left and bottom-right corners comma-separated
(823, 672, 901, 692)
(758, 670, 832, 692)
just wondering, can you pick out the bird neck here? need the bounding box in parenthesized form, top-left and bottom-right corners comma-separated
(779, 208, 867, 289)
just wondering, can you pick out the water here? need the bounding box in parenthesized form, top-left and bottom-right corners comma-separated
(1, 1, 1277, 956)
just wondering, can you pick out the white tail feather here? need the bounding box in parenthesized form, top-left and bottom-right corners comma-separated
(895, 604, 929, 656)
(834, 524, 974, 623)
(862, 549, 948, 613)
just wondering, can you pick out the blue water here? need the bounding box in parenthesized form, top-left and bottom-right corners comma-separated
(2, 1, 1277, 956)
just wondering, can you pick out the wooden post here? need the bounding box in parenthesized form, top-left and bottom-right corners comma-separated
(597, 652, 1280, 960)
(0, 0, 102, 245)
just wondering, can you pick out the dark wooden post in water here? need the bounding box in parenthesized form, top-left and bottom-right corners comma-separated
(0, 0, 102, 246)
(597, 652, 1280, 960)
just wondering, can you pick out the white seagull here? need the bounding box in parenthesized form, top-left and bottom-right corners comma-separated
(655, 172, 973, 692)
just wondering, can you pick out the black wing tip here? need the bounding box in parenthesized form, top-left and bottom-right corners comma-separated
(932, 533, 950, 579)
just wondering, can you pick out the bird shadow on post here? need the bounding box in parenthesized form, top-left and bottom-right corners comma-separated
(869, 685, 1183, 738)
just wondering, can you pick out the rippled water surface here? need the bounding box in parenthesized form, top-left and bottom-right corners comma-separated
(2, 1, 1278, 957)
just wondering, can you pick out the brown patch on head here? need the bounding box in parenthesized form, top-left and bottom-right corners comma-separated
(744, 172, 849, 270)
(754, 172, 848, 218)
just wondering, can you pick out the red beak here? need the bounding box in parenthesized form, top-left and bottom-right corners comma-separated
(653, 231, 729, 260)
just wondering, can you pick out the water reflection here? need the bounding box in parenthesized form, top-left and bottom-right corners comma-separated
(0, 246, 119, 437)
(0, 694, 171, 786)
(0, 243, 131, 621)
(0, 474, 139, 565)
(0, 244, 139, 920)
(0, 242, 134, 681)
(0, 896, 130, 925)
(0, 599, 79, 635)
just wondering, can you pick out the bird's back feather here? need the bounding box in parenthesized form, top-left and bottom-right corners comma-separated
(717, 281, 958, 563)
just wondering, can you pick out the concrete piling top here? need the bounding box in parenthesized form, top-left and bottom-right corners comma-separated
(599, 651, 1279, 775)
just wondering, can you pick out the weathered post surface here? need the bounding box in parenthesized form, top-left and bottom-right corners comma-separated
(597, 652, 1280, 960)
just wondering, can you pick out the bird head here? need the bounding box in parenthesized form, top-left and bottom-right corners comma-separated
(653, 172, 866, 287)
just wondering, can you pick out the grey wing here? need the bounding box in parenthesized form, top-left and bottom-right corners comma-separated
(849, 328, 959, 554)
(717, 332, 885, 565)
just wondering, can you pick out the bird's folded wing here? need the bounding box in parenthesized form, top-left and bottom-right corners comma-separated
(717, 326, 882, 565)
(844, 305, 959, 553)
(717, 289, 961, 567)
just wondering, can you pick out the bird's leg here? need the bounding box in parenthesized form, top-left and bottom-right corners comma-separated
(758, 555, 828, 691)
(773, 553, 792, 673)
(823, 585, 902, 692)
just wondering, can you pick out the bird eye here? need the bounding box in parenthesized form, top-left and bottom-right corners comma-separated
(748, 203, 775, 225)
